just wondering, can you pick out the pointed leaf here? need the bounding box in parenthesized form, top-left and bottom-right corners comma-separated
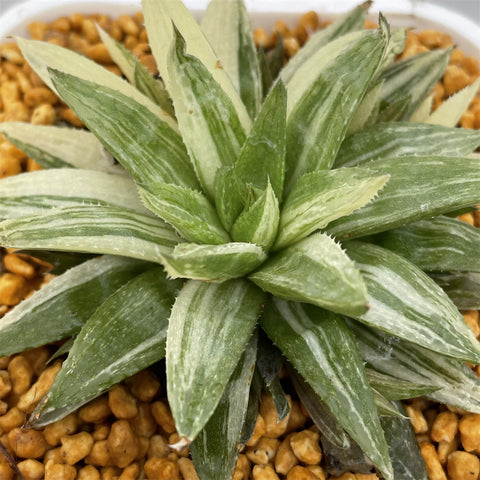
(346, 81, 383, 135)
(231, 182, 280, 251)
(0, 205, 181, 263)
(250, 232, 368, 317)
(240, 369, 262, 446)
(214, 166, 245, 232)
(432, 272, 480, 310)
(261, 300, 393, 480)
(167, 279, 265, 441)
(372, 390, 403, 418)
(142, 0, 251, 130)
(0, 169, 150, 220)
(32, 267, 181, 426)
(0, 122, 120, 172)
(190, 334, 257, 480)
(201, 0, 262, 118)
(0, 256, 148, 356)
(374, 216, 480, 273)
(166, 29, 246, 199)
(139, 183, 230, 245)
(345, 241, 480, 363)
(274, 167, 389, 250)
(48, 68, 199, 189)
(350, 321, 480, 413)
(336, 122, 480, 167)
(409, 93, 434, 123)
(258, 39, 283, 97)
(328, 156, 480, 239)
(161, 242, 267, 282)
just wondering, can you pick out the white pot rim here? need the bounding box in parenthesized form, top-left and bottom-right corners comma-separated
(0, 0, 479, 56)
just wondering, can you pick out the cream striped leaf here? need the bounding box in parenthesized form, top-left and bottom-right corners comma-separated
(273, 167, 389, 250)
(32, 267, 181, 427)
(166, 30, 247, 199)
(0, 205, 181, 263)
(345, 242, 480, 364)
(374, 216, 480, 273)
(16, 37, 176, 130)
(0, 169, 151, 220)
(0, 256, 148, 357)
(140, 183, 230, 245)
(0, 122, 121, 172)
(346, 81, 383, 135)
(350, 321, 480, 413)
(328, 156, 480, 239)
(167, 279, 265, 441)
(432, 272, 480, 310)
(336, 123, 480, 167)
(201, 0, 262, 119)
(372, 390, 403, 418)
(161, 242, 267, 282)
(249, 232, 368, 317)
(49, 69, 199, 189)
(261, 300, 393, 480)
(141, 0, 251, 131)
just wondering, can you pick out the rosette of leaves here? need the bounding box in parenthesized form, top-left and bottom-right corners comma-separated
(1, 1, 480, 478)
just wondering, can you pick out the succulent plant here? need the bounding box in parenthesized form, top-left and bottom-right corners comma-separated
(1, 0, 480, 478)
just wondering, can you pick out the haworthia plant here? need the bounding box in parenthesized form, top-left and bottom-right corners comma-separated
(1, 1, 480, 478)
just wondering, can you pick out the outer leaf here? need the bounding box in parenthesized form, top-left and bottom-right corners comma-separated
(32, 268, 181, 426)
(201, 0, 262, 118)
(16, 37, 175, 129)
(249, 232, 368, 317)
(350, 321, 480, 413)
(0, 122, 120, 172)
(167, 279, 265, 441)
(336, 122, 480, 167)
(139, 183, 230, 245)
(49, 68, 199, 189)
(372, 390, 403, 418)
(328, 156, 480, 240)
(345, 241, 480, 364)
(374, 216, 480, 273)
(166, 29, 246, 199)
(0, 205, 181, 263)
(240, 368, 262, 446)
(273, 167, 389, 250)
(0, 169, 150, 220)
(160, 242, 267, 282)
(142, 0, 251, 130)
(261, 301, 393, 480)
(231, 182, 280, 251)
(432, 272, 480, 310)
(190, 334, 257, 480)
(0, 256, 148, 356)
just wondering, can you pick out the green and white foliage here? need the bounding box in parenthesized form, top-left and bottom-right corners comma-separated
(1, 1, 480, 478)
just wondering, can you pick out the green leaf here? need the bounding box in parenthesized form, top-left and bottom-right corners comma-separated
(372, 390, 404, 418)
(167, 279, 264, 441)
(48, 68, 199, 189)
(190, 333, 257, 480)
(250, 232, 368, 317)
(336, 122, 480, 167)
(379, 27, 407, 70)
(261, 301, 393, 480)
(328, 156, 480, 239)
(366, 369, 440, 400)
(431, 272, 480, 310)
(139, 183, 230, 245)
(273, 167, 389, 250)
(346, 81, 383, 135)
(0, 122, 120, 172)
(345, 241, 480, 364)
(373, 216, 480, 273)
(160, 242, 267, 282)
(31, 267, 180, 427)
(0, 169, 151, 220)
(350, 321, 480, 413)
(201, 0, 262, 119)
(381, 403, 428, 480)
(0, 205, 181, 263)
(240, 368, 262, 446)
(16, 37, 175, 129)
(231, 182, 280, 251)
(377, 48, 451, 119)
(375, 94, 411, 123)
(285, 28, 387, 191)
(214, 166, 245, 232)
(142, 0, 251, 131)
(0, 256, 148, 356)
(166, 28, 247, 199)
(257, 40, 283, 98)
